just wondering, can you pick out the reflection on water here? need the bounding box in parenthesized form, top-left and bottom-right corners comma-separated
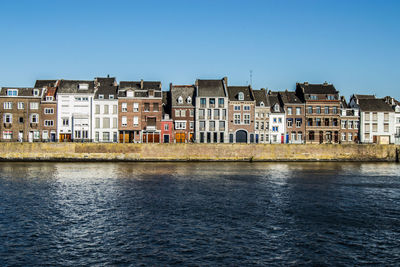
(0, 162, 400, 266)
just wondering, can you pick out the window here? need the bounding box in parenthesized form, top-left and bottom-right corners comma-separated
(384, 123, 389, 132)
(62, 118, 69, 126)
(309, 131, 315, 141)
(113, 105, 118, 114)
(372, 112, 378, 121)
(287, 107, 292, 115)
(199, 109, 205, 119)
(234, 105, 240, 111)
(104, 105, 109, 114)
(222, 109, 227, 119)
(243, 105, 250, 111)
(297, 132, 302, 141)
(342, 133, 346, 141)
(144, 103, 150, 111)
(175, 110, 180, 117)
(244, 114, 250, 124)
(234, 114, 241, 124)
(341, 120, 347, 129)
(4, 114, 12, 123)
(4, 102, 12, 109)
(325, 106, 329, 114)
(310, 95, 317, 100)
(18, 102, 24, 109)
(44, 120, 54, 127)
(95, 118, 100, 128)
(238, 92, 244, 101)
(199, 121, 205, 130)
(214, 109, 219, 119)
(175, 121, 186, 130)
(218, 98, 224, 107)
(103, 118, 110, 128)
(219, 121, 225, 130)
(113, 118, 117, 128)
(209, 121, 215, 130)
(180, 110, 185, 117)
(153, 103, 159, 112)
(296, 107, 301, 115)
(365, 112, 370, 121)
(103, 132, 110, 142)
(99, 94, 104, 100)
(316, 118, 321, 126)
(178, 96, 183, 104)
(355, 121, 359, 129)
(307, 118, 313, 126)
(255, 122, 259, 130)
(78, 83, 89, 90)
(95, 132, 99, 142)
(349, 121, 353, 129)
(133, 103, 139, 112)
(365, 123, 370, 133)
(278, 118, 282, 123)
(316, 106, 321, 114)
(127, 91, 134, 97)
(261, 122, 264, 130)
(307, 106, 312, 114)
(296, 119, 302, 128)
(274, 105, 279, 112)
(164, 124, 169, 131)
(45, 96, 53, 101)
(95, 105, 100, 114)
(260, 102, 264, 107)
(190, 109, 194, 117)
(33, 89, 40, 96)
(31, 114, 39, 123)
(44, 108, 54, 114)
(209, 98, 215, 107)
(133, 116, 139, 126)
(122, 103, 127, 112)
(200, 98, 206, 107)
(3, 131, 12, 139)
(372, 123, 378, 132)
(19, 117, 23, 123)
(122, 116, 127, 126)
(273, 118, 277, 123)
(187, 97, 192, 104)
(384, 113, 389, 121)
(327, 95, 335, 100)
(190, 121, 194, 129)
(207, 109, 212, 119)
(109, 95, 114, 100)
(291, 132, 296, 141)
(7, 89, 18, 96)
(332, 107, 337, 114)
(348, 133, 353, 141)
(287, 119, 293, 127)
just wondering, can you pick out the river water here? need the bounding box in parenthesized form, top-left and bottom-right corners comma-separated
(0, 162, 399, 266)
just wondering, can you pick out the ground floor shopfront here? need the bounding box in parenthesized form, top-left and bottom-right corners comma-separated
(119, 130, 161, 143)
(306, 130, 340, 144)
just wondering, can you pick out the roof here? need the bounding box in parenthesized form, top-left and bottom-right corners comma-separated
(268, 95, 284, 113)
(94, 86, 118, 100)
(196, 79, 226, 97)
(297, 82, 338, 94)
(253, 89, 269, 106)
(354, 94, 376, 99)
(43, 87, 57, 100)
(119, 81, 161, 90)
(170, 85, 195, 107)
(34, 80, 57, 88)
(0, 87, 43, 97)
(95, 77, 116, 87)
(340, 96, 348, 108)
(227, 86, 254, 101)
(278, 91, 303, 104)
(58, 80, 95, 94)
(358, 98, 394, 112)
(162, 91, 171, 116)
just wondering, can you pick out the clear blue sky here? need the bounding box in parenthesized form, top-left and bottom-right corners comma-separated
(0, 0, 399, 99)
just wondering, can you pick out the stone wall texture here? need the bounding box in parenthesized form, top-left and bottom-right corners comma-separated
(0, 143, 399, 162)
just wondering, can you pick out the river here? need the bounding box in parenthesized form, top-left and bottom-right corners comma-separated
(0, 162, 399, 266)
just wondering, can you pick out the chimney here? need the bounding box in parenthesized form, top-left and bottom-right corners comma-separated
(140, 79, 144, 89)
(107, 74, 110, 78)
(169, 83, 173, 91)
(323, 81, 328, 86)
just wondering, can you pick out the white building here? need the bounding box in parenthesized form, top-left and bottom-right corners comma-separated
(268, 94, 285, 143)
(384, 96, 400, 144)
(57, 80, 95, 142)
(253, 89, 270, 143)
(349, 95, 395, 144)
(92, 77, 119, 142)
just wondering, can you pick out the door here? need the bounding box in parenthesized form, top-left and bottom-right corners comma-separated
(28, 132, 33, 142)
(164, 135, 169, 143)
(281, 134, 284, 144)
(235, 130, 247, 143)
(319, 131, 323, 144)
(175, 133, 186, 143)
(18, 131, 23, 142)
(51, 133, 56, 142)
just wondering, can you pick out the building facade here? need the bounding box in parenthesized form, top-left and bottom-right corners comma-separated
(296, 82, 340, 144)
(227, 86, 256, 143)
(253, 89, 270, 143)
(57, 80, 95, 142)
(0, 87, 44, 142)
(339, 96, 359, 144)
(195, 78, 229, 143)
(278, 90, 305, 144)
(268, 93, 285, 143)
(36, 80, 58, 142)
(161, 91, 173, 143)
(92, 77, 119, 143)
(170, 84, 195, 143)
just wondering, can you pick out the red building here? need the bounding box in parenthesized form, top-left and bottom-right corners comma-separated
(161, 91, 173, 143)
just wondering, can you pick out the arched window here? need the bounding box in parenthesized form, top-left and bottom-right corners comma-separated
(260, 101, 264, 107)
(274, 104, 279, 112)
(238, 92, 244, 101)
(178, 96, 183, 104)
(187, 96, 192, 104)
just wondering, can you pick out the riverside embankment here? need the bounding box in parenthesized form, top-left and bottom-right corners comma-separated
(0, 143, 399, 162)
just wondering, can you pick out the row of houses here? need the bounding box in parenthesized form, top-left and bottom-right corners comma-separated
(1, 77, 399, 144)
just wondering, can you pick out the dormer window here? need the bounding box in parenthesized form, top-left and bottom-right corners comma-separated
(33, 89, 40, 96)
(327, 95, 335, 100)
(46, 96, 53, 101)
(310, 95, 317, 100)
(99, 94, 104, 99)
(7, 89, 18, 96)
(78, 83, 89, 90)
(260, 101, 264, 107)
(238, 92, 244, 101)
(178, 96, 183, 104)
(127, 91, 134, 97)
(274, 104, 279, 112)
(187, 96, 192, 104)
(109, 95, 114, 100)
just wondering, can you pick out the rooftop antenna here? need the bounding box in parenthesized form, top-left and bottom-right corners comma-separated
(250, 70, 253, 87)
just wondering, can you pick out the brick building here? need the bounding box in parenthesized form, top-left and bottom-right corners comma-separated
(170, 84, 195, 143)
(296, 82, 340, 144)
(339, 96, 359, 143)
(161, 91, 173, 143)
(227, 85, 256, 143)
(278, 90, 305, 144)
(36, 80, 58, 142)
(253, 89, 270, 143)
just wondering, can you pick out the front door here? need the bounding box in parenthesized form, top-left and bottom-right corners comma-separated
(164, 135, 169, 143)
(51, 133, 56, 142)
(236, 130, 247, 143)
(18, 131, 23, 142)
(319, 131, 323, 144)
(28, 132, 33, 142)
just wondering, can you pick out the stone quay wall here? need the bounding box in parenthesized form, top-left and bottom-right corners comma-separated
(0, 143, 398, 162)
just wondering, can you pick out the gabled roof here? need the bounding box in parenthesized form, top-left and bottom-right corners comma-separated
(162, 91, 171, 116)
(278, 91, 303, 105)
(43, 87, 57, 100)
(170, 85, 195, 107)
(94, 86, 118, 100)
(0, 87, 43, 97)
(227, 86, 254, 101)
(253, 89, 269, 107)
(358, 98, 394, 112)
(119, 81, 161, 90)
(58, 80, 95, 94)
(34, 80, 57, 88)
(340, 96, 348, 108)
(297, 82, 338, 94)
(196, 79, 227, 97)
(268, 94, 284, 113)
(353, 94, 376, 99)
(95, 77, 116, 87)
